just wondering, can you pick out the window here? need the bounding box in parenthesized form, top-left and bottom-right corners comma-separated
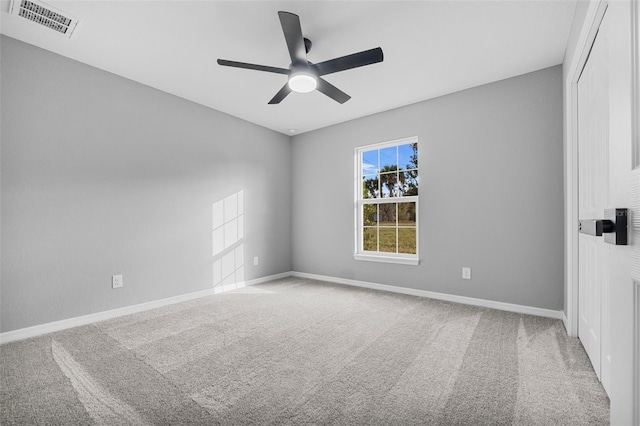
(355, 137, 419, 265)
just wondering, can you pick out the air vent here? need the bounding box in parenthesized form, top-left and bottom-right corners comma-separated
(9, 0, 79, 38)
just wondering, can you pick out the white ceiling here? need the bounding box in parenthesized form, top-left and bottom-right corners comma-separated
(0, 0, 576, 135)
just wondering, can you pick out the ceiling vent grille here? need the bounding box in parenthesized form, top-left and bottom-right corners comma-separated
(9, 0, 79, 38)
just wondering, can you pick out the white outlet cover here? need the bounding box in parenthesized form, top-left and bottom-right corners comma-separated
(112, 274, 123, 288)
(253, 256, 259, 266)
(462, 268, 471, 280)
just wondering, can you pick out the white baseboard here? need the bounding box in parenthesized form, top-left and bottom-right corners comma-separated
(212, 271, 291, 294)
(562, 311, 570, 334)
(1, 270, 563, 345)
(291, 271, 564, 320)
(0, 271, 291, 345)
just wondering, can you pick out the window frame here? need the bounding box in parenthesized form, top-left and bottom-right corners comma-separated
(354, 136, 420, 265)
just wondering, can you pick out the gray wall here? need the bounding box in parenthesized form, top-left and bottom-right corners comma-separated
(1, 33, 565, 333)
(0, 36, 292, 332)
(291, 65, 564, 310)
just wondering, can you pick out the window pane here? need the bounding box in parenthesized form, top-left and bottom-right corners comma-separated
(398, 202, 416, 225)
(398, 143, 417, 171)
(380, 172, 398, 197)
(378, 203, 396, 226)
(362, 150, 379, 175)
(363, 204, 378, 226)
(400, 171, 418, 196)
(398, 228, 416, 254)
(363, 227, 377, 251)
(380, 146, 397, 169)
(357, 138, 418, 259)
(362, 175, 379, 199)
(379, 228, 397, 252)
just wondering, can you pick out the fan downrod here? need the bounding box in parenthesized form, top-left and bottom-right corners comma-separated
(304, 38, 312, 54)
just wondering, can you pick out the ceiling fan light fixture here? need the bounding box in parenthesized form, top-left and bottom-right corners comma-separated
(217, 11, 383, 104)
(288, 73, 317, 93)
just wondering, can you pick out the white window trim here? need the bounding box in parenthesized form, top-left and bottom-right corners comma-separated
(353, 136, 419, 265)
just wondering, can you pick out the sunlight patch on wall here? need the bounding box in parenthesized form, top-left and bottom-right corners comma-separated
(212, 190, 245, 292)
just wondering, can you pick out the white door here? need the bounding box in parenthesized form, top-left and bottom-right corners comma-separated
(577, 10, 611, 394)
(570, 0, 638, 422)
(575, 1, 639, 423)
(606, 1, 639, 424)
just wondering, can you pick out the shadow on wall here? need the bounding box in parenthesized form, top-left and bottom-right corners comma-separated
(212, 190, 245, 293)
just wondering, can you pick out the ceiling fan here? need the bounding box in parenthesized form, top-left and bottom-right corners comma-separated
(217, 11, 384, 105)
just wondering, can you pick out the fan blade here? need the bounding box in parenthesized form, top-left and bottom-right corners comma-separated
(313, 47, 383, 76)
(316, 78, 351, 104)
(278, 11, 307, 66)
(268, 83, 292, 104)
(217, 59, 289, 75)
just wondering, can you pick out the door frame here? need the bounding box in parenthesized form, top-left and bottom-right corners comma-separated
(631, 1, 639, 422)
(633, 0, 640, 169)
(564, 0, 608, 337)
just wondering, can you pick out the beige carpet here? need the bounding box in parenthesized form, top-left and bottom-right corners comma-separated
(1, 277, 609, 425)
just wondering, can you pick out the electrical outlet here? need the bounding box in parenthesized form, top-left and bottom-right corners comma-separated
(253, 256, 259, 266)
(112, 274, 123, 289)
(462, 267, 471, 280)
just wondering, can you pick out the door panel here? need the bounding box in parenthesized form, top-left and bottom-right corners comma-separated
(578, 237, 604, 376)
(577, 13, 610, 394)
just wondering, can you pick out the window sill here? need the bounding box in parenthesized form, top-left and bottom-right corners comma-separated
(353, 253, 420, 266)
